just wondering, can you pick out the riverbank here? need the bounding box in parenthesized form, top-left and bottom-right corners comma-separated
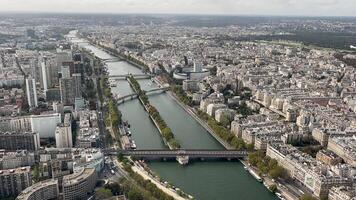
(127, 76, 180, 149)
(113, 158, 189, 200)
(131, 164, 189, 200)
(87, 38, 149, 72)
(153, 77, 236, 150)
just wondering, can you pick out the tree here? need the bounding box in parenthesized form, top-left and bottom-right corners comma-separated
(269, 184, 277, 193)
(32, 165, 40, 183)
(231, 137, 246, 150)
(300, 194, 318, 200)
(105, 182, 122, 195)
(95, 188, 113, 199)
(220, 114, 231, 127)
(268, 159, 278, 170)
(246, 143, 255, 151)
(162, 127, 173, 141)
(128, 188, 144, 200)
(269, 166, 287, 179)
(169, 139, 181, 149)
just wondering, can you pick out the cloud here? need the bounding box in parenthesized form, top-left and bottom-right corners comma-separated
(0, 0, 354, 16)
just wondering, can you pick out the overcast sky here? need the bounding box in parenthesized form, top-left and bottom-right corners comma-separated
(0, 0, 355, 16)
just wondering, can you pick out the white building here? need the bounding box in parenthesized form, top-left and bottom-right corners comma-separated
(55, 125, 72, 148)
(30, 113, 61, 138)
(55, 113, 72, 148)
(206, 103, 227, 117)
(25, 78, 38, 108)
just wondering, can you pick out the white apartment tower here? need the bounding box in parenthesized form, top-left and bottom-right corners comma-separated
(55, 114, 73, 148)
(25, 78, 38, 108)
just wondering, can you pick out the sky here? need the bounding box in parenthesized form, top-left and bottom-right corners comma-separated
(0, 0, 355, 17)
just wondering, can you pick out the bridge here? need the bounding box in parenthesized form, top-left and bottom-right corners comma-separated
(104, 149, 247, 164)
(102, 58, 122, 62)
(108, 74, 153, 80)
(115, 87, 170, 104)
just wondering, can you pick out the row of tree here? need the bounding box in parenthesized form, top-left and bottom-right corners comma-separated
(197, 110, 248, 150)
(248, 151, 288, 180)
(171, 85, 193, 106)
(128, 76, 180, 149)
(120, 162, 176, 200)
(99, 76, 122, 136)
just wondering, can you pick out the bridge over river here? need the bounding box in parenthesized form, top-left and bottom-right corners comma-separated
(108, 74, 153, 80)
(103, 149, 247, 161)
(115, 86, 170, 104)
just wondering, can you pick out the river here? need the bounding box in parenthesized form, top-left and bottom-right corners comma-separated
(74, 39, 277, 200)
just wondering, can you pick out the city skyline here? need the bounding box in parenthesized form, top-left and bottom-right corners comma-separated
(0, 0, 356, 17)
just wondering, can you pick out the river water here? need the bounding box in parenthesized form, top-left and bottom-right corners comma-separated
(75, 40, 277, 200)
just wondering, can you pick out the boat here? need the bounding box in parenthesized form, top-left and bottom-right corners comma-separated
(176, 156, 189, 165)
(275, 193, 284, 200)
(131, 140, 137, 149)
(126, 130, 132, 136)
(263, 182, 268, 187)
(244, 166, 248, 170)
(248, 169, 262, 182)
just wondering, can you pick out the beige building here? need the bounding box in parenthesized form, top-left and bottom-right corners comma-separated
(328, 186, 356, 200)
(266, 144, 352, 198)
(316, 150, 343, 166)
(327, 136, 356, 167)
(63, 168, 97, 200)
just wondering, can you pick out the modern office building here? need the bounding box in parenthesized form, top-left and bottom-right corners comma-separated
(0, 132, 40, 151)
(61, 65, 71, 79)
(60, 78, 75, 106)
(72, 73, 82, 98)
(16, 179, 59, 200)
(25, 78, 38, 108)
(0, 166, 32, 198)
(40, 56, 49, 91)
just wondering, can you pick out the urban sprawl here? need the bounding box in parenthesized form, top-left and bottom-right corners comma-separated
(0, 14, 355, 200)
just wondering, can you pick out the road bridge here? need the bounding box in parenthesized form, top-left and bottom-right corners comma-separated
(102, 58, 122, 62)
(108, 74, 153, 80)
(115, 87, 170, 104)
(104, 149, 247, 159)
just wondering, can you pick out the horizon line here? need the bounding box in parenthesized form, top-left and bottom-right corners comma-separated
(0, 10, 356, 18)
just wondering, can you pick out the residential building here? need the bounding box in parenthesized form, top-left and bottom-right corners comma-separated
(0, 150, 35, 169)
(16, 179, 59, 200)
(72, 73, 82, 98)
(60, 78, 75, 106)
(0, 132, 40, 151)
(328, 136, 356, 167)
(25, 78, 38, 108)
(0, 166, 32, 198)
(328, 186, 356, 200)
(62, 168, 97, 200)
